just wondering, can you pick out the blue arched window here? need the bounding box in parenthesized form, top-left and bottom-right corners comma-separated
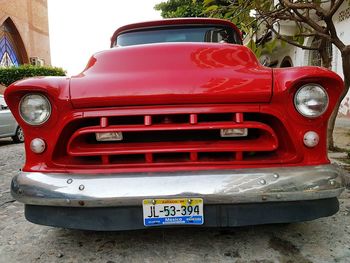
(0, 21, 21, 67)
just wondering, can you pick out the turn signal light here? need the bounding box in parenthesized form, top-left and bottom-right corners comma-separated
(303, 131, 319, 148)
(30, 138, 46, 154)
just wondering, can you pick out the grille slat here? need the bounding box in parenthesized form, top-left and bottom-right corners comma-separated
(52, 108, 299, 169)
(68, 139, 278, 156)
(68, 121, 275, 137)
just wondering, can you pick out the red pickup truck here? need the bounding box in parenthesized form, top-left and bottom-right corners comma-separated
(5, 18, 347, 230)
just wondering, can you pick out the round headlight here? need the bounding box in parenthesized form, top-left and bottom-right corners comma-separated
(294, 84, 329, 118)
(19, 94, 51, 125)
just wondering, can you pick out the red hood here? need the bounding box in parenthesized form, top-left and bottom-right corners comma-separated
(70, 43, 272, 108)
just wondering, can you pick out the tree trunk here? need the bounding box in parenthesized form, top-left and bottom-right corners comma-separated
(327, 46, 350, 151)
(320, 40, 332, 69)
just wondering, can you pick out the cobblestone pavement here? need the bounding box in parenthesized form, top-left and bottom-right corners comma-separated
(1, 139, 350, 263)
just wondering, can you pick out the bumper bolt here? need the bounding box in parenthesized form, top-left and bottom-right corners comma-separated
(188, 199, 192, 204)
(79, 185, 85, 191)
(273, 174, 279, 179)
(152, 199, 156, 205)
(329, 180, 336, 186)
(276, 194, 282, 199)
(67, 179, 73, 184)
(259, 179, 266, 185)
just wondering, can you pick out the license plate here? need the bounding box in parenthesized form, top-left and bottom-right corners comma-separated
(143, 198, 204, 226)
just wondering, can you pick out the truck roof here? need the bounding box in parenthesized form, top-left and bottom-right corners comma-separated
(110, 18, 242, 47)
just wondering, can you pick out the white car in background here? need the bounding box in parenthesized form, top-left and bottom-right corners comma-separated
(0, 94, 24, 143)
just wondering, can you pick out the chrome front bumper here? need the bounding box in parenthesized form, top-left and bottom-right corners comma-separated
(11, 164, 347, 208)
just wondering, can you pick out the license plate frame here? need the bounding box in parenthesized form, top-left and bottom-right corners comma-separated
(142, 198, 204, 227)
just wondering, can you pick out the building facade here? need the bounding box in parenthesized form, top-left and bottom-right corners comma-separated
(261, 1, 350, 119)
(0, 0, 51, 68)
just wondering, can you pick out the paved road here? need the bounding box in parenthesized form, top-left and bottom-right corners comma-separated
(1, 139, 350, 263)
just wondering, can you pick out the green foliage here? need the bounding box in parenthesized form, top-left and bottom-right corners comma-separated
(155, 0, 231, 18)
(264, 38, 278, 54)
(247, 39, 261, 57)
(0, 64, 66, 87)
(154, 0, 206, 18)
(205, 5, 218, 12)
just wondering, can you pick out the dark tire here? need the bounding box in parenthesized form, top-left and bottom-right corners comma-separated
(12, 126, 24, 143)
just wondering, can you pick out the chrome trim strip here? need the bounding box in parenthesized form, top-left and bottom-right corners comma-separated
(11, 165, 346, 207)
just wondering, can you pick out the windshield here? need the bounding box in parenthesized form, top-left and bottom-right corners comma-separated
(115, 26, 240, 47)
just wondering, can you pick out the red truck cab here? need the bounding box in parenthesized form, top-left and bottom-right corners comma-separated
(5, 18, 347, 230)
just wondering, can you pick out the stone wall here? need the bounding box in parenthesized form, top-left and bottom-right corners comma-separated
(0, 0, 51, 65)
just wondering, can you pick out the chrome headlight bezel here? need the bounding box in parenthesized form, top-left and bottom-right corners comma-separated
(294, 84, 329, 118)
(19, 94, 52, 126)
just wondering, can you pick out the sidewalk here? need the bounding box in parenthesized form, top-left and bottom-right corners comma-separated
(329, 152, 350, 167)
